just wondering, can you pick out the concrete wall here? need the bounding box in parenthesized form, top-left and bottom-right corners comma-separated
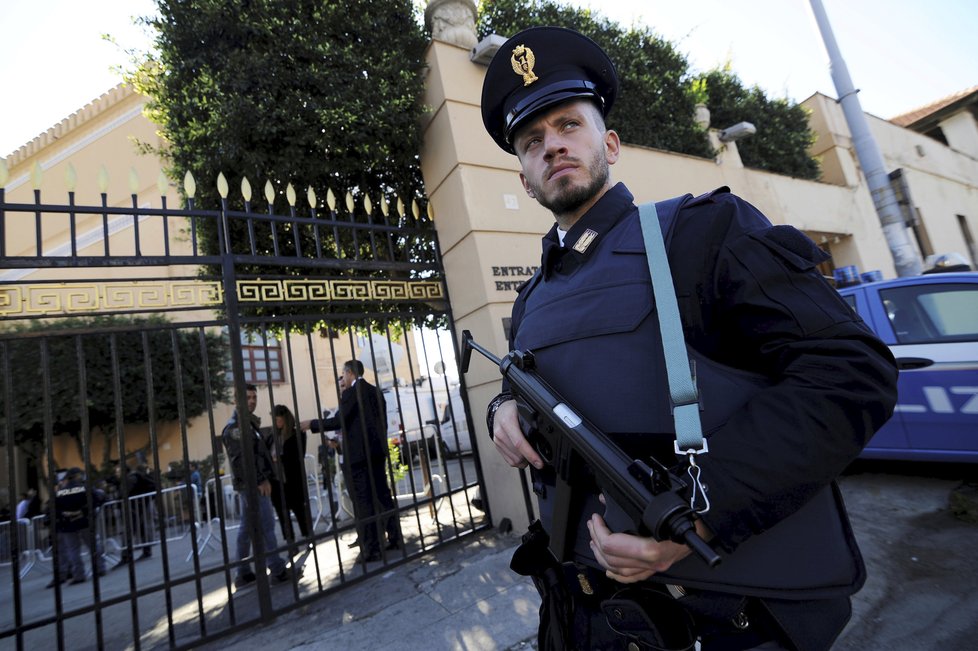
(939, 110, 978, 160)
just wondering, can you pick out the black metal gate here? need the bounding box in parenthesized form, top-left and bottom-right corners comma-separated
(0, 172, 488, 649)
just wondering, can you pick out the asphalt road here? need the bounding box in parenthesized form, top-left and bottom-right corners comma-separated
(834, 460, 978, 649)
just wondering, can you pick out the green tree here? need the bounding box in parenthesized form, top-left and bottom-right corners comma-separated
(0, 316, 231, 471)
(129, 0, 437, 331)
(478, 0, 713, 157)
(697, 67, 820, 179)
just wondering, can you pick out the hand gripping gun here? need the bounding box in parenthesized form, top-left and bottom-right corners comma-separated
(461, 331, 720, 568)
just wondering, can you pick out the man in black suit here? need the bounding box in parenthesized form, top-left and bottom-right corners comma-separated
(304, 360, 400, 563)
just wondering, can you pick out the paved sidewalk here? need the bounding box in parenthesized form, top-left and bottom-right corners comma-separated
(197, 468, 978, 651)
(196, 528, 540, 651)
(8, 466, 972, 650)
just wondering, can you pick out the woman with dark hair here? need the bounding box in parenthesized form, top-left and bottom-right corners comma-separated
(269, 404, 312, 542)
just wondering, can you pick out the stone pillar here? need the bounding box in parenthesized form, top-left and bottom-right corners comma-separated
(419, 38, 553, 533)
(425, 0, 478, 50)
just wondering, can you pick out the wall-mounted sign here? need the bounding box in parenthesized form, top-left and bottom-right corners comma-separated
(491, 265, 539, 292)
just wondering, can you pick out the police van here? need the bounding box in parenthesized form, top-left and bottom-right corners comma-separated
(837, 272, 978, 462)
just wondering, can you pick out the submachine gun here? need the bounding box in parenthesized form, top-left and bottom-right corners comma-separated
(461, 331, 720, 568)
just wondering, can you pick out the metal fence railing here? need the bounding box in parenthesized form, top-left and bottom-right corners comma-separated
(0, 173, 487, 650)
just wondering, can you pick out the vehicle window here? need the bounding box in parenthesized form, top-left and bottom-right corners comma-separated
(842, 294, 857, 313)
(880, 283, 978, 343)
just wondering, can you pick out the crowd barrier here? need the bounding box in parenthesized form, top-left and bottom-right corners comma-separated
(8, 451, 449, 576)
(188, 475, 240, 560)
(101, 483, 202, 562)
(0, 518, 35, 578)
(17, 511, 114, 577)
(307, 451, 362, 533)
(191, 468, 325, 559)
(394, 428, 448, 521)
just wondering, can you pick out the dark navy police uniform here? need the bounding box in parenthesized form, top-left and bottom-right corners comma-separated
(52, 469, 106, 584)
(481, 26, 898, 651)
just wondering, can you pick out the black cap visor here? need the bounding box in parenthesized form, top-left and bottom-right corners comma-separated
(504, 80, 602, 147)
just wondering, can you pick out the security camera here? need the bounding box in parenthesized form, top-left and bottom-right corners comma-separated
(718, 121, 757, 143)
(471, 34, 507, 65)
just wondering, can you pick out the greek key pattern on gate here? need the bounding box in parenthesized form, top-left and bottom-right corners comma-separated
(0, 278, 444, 317)
(236, 279, 443, 303)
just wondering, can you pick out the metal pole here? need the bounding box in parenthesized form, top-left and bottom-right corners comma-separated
(217, 195, 274, 617)
(808, 0, 922, 277)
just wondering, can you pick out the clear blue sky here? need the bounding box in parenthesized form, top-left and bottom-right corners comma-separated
(1, 0, 975, 157)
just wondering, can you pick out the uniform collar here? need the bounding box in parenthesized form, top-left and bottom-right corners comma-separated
(540, 182, 635, 278)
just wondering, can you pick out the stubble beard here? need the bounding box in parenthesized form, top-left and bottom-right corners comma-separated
(534, 152, 609, 218)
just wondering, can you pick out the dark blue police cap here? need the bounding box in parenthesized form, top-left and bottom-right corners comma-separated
(481, 26, 619, 154)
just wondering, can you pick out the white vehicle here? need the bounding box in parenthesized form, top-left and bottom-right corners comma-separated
(383, 380, 473, 459)
(434, 386, 472, 458)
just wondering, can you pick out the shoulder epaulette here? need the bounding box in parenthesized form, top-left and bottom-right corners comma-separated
(686, 186, 731, 208)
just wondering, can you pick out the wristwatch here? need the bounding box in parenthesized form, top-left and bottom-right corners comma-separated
(485, 392, 514, 440)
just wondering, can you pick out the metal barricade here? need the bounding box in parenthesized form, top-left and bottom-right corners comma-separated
(312, 450, 357, 532)
(31, 509, 113, 576)
(394, 425, 447, 521)
(188, 475, 242, 560)
(303, 453, 323, 530)
(101, 483, 199, 561)
(29, 514, 50, 564)
(0, 518, 34, 578)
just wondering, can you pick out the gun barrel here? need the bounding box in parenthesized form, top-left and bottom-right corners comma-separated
(683, 529, 721, 567)
(461, 330, 502, 373)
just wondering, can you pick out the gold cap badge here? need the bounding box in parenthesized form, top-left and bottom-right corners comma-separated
(511, 44, 538, 86)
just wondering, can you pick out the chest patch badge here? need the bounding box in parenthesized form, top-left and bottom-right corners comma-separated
(572, 228, 599, 254)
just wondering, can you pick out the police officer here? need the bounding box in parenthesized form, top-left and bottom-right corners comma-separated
(481, 27, 898, 651)
(47, 467, 106, 587)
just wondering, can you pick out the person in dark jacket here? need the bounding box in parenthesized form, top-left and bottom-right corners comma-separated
(222, 384, 296, 588)
(112, 463, 156, 569)
(480, 27, 898, 651)
(304, 360, 401, 564)
(268, 404, 312, 542)
(46, 467, 106, 587)
(25, 488, 42, 520)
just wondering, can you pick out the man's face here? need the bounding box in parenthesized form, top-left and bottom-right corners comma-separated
(245, 389, 258, 414)
(513, 100, 620, 222)
(341, 367, 356, 388)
